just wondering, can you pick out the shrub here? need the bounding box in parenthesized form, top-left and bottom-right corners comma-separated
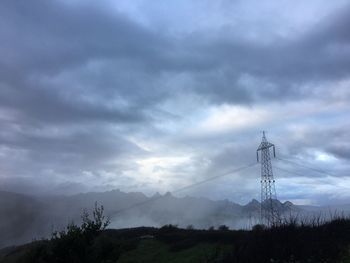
(186, 224, 194, 230)
(160, 224, 178, 230)
(218, 225, 229, 231)
(23, 202, 111, 263)
(252, 224, 265, 232)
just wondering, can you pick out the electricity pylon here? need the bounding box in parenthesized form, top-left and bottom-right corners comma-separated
(257, 131, 280, 226)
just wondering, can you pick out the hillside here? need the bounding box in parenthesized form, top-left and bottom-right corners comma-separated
(1, 218, 350, 263)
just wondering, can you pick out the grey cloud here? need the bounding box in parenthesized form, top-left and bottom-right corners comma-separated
(326, 144, 350, 161)
(0, 82, 146, 126)
(167, 4, 350, 103)
(0, 0, 166, 127)
(0, 124, 147, 186)
(0, 0, 166, 76)
(2, 0, 350, 114)
(0, 0, 349, 205)
(289, 124, 350, 162)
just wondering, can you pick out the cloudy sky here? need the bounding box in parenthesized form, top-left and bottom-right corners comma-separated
(1, 0, 350, 205)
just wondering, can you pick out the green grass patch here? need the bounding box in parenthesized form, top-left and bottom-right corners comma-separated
(118, 239, 231, 263)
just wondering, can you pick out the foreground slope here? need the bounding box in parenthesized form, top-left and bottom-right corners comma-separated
(1, 218, 350, 263)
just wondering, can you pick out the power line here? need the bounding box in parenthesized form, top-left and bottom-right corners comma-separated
(276, 157, 336, 177)
(274, 165, 350, 191)
(172, 162, 258, 194)
(112, 162, 258, 216)
(274, 165, 310, 178)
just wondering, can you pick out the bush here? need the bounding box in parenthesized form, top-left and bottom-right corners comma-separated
(186, 224, 194, 230)
(160, 224, 179, 231)
(252, 224, 265, 232)
(52, 202, 110, 240)
(218, 225, 229, 231)
(23, 202, 111, 263)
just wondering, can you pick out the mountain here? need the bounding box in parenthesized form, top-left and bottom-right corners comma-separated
(242, 199, 260, 213)
(0, 189, 347, 249)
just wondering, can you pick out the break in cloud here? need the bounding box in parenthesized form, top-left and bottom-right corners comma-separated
(0, 0, 350, 205)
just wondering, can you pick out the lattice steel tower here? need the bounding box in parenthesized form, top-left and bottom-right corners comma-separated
(257, 131, 280, 226)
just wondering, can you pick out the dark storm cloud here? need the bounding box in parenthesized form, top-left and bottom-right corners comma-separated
(326, 144, 350, 161)
(183, 6, 350, 103)
(2, 0, 350, 112)
(286, 124, 350, 162)
(0, 0, 166, 76)
(0, 126, 141, 163)
(0, 82, 146, 125)
(0, 124, 146, 177)
(0, 0, 168, 127)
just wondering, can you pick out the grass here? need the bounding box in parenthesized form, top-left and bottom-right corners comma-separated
(117, 239, 229, 263)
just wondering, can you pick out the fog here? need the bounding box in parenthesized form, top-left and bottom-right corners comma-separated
(2, 189, 350, 249)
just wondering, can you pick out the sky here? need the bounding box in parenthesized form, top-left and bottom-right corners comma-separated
(0, 0, 350, 205)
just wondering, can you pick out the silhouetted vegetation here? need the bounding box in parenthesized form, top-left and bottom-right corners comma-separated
(0, 203, 125, 263)
(1, 212, 350, 263)
(218, 224, 229, 231)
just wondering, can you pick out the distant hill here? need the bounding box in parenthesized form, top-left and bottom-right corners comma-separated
(0, 189, 348, 248)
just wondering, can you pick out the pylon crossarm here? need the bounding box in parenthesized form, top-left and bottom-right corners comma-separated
(257, 142, 275, 151)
